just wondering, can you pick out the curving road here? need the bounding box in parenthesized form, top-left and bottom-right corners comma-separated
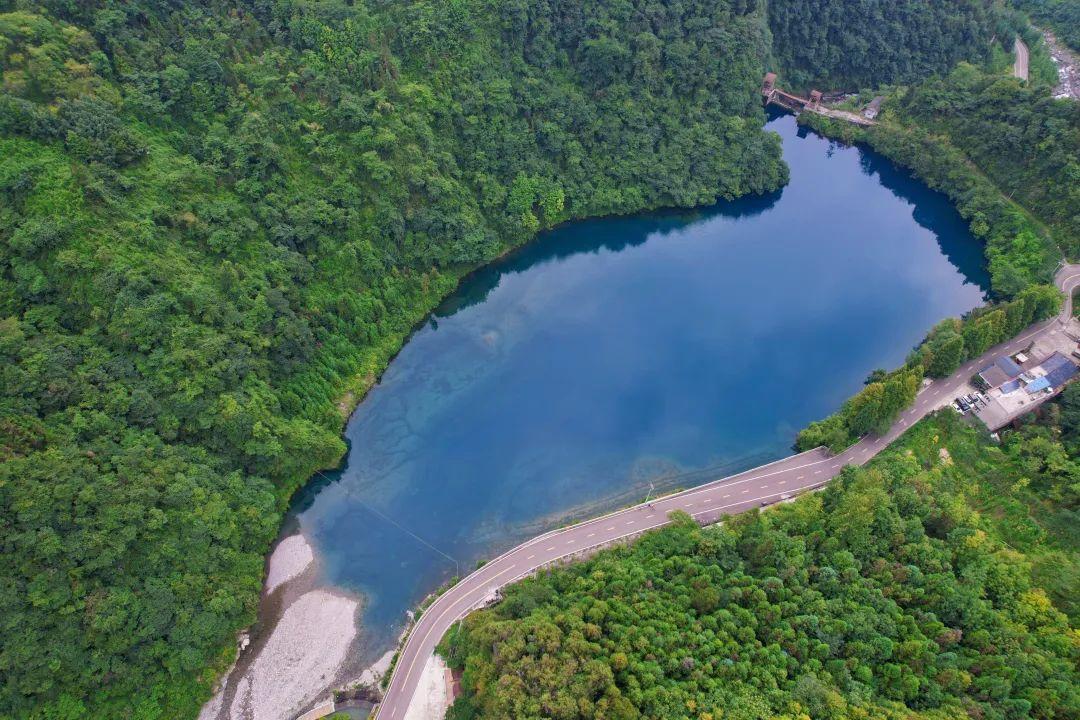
(1015, 36, 1030, 81)
(373, 264, 1080, 720)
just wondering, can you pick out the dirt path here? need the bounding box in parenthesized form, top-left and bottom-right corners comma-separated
(1014, 37, 1029, 81)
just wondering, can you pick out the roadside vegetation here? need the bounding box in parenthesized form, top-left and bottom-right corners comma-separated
(441, 411, 1080, 720)
(767, 0, 998, 91)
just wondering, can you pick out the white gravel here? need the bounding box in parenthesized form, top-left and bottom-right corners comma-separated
(228, 590, 358, 720)
(197, 683, 226, 720)
(265, 534, 314, 595)
(403, 654, 451, 720)
(350, 649, 395, 689)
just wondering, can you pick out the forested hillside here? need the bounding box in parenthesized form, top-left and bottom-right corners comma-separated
(0, 1, 784, 716)
(443, 412, 1080, 720)
(767, 0, 999, 90)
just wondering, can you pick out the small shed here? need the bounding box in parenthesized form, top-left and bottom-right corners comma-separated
(863, 96, 884, 120)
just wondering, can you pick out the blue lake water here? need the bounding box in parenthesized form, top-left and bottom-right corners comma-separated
(286, 112, 991, 662)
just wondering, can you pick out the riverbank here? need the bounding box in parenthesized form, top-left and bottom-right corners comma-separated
(199, 534, 372, 720)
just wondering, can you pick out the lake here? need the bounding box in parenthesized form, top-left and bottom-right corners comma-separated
(286, 111, 991, 663)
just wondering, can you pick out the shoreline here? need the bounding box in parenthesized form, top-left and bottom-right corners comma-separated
(199, 533, 374, 720)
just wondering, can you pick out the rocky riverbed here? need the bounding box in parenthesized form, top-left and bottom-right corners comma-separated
(198, 533, 375, 720)
(1042, 28, 1079, 100)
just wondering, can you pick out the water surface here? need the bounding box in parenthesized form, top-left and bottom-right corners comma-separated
(288, 112, 990, 661)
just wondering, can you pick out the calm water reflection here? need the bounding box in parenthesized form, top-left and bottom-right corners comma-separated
(287, 111, 990, 662)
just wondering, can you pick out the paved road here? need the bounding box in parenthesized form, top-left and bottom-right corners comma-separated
(373, 264, 1080, 720)
(1015, 36, 1030, 81)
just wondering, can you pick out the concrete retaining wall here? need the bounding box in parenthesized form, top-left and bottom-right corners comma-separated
(294, 698, 335, 720)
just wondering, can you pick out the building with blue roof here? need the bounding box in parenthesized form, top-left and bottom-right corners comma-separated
(978, 355, 1024, 389)
(977, 351, 1080, 430)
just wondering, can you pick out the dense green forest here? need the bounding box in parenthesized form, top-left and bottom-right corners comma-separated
(0, 0, 1071, 717)
(767, 0, 1000, 90)
(0, 0, 784, 716)
(442, 411, 1080, 720)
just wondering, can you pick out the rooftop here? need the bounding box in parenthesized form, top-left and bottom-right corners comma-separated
(974, 351, 1079, 430)
(978, 355, 1024, 388)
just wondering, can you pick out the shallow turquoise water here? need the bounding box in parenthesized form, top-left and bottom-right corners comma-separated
(287, 112, 990, 662)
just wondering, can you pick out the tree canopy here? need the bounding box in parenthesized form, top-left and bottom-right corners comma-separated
(768, 0, 998, 90)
